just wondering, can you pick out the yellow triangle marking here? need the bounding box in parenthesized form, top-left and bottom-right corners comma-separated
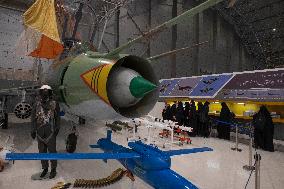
(80, 64, 113, 105)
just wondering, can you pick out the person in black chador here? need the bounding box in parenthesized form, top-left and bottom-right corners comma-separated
(199, 101, 210, 137)
(253, 106, 274, 152)
(162, 105, 167, 120)
(188, 100, 197, 136)
(31, 85, 60, 179)
(218, 102, 232, 140)
(170, 103, 177, 121)
(175, 101, 185, 126)
(183, 102, 190, 127)
(162, 104, 171, 120)
(197, 102, 203, 136)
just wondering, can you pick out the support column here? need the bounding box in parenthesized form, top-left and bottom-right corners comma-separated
(171, 0, 177, 78)
(192, 1, 199, 75)
(212, 11, 217, 73)
(147, 0, 152, 57)
(238, 43, 243, 71)
(115, 8, 120, 48)
(226, 31, 232, 72)
(72, 2, 84, 39)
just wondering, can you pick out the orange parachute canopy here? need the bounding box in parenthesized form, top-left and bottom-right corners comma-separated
(29, 35, 64, 59)
(22, 0, 63, 59)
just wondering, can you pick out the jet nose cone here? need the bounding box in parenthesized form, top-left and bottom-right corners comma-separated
(130, 76, 157, 98)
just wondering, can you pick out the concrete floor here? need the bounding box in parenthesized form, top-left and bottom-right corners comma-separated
(0, 115, 284, 189)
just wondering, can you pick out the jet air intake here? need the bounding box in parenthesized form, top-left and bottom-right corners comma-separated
(107, 55, 159, 118)
(54, 53, 159, 120)
(107, 67, 156, 108)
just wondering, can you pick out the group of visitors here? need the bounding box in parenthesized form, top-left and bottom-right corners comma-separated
(162, 101, 275, 152)
(162, 100, 210, 137)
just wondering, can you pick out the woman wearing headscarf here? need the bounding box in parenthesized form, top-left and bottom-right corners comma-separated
(175, 101, 185, 126)
(162, 106, 166, 120)
(253, 105, 274, 152)
(219, 102, 232, 140)
(170, 103, 177, 121)
(189, 101, 197, 136)
(164, 104, 172, 120)
(200, 101, 210, 137)
(183, 102, 190, 127)
(197, 102, 203, 136)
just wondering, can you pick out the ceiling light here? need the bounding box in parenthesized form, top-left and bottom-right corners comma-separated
(237, 102, 245, 105)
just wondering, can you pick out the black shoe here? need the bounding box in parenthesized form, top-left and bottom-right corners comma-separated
(49, 169, 57, 179)
(40, 169, 48, 178)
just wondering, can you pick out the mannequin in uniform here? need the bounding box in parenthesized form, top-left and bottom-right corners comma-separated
(31, 85, 60, 179)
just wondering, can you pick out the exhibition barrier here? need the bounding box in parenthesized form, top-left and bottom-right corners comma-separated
(212, 118, 264, 189)
(210, 118, 245, 152)
(243, 123, 255, 171)
(254, 153, 261, 189)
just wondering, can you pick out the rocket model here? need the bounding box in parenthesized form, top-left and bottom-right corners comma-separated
(6, 130, 213, 189)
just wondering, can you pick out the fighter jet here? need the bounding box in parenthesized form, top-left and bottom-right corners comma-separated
(0, 0, 226, 125)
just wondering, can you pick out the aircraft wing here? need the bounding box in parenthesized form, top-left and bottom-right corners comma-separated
(165, 147, 213, 157)
(5, 152, 141, 160)
(106, 0, 224, 57)
(0, 85, 39, 96)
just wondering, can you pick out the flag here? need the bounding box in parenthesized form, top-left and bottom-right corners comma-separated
(29, 35, 64, 59)
(23, 0, 61, 42)
(21, 0, 63, 59)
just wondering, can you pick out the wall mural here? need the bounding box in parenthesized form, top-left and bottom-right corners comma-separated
(224, 70, 284, 89)
(189, 74, 233, 98)
(159, 69, 284, 101)
(159, 79, 180, 96)
(169, 77, 201, 96)
(218, 69, 284, 101)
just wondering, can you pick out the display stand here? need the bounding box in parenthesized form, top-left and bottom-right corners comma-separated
(254, 153, 261, 189)
(231, 124, 242, 152)
(243, 124, 255, 171)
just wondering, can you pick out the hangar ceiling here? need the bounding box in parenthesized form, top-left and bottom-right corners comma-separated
(214, 0, 284, 69)
(0, 0, 283, 69)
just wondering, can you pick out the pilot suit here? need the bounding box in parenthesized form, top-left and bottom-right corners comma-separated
(31, 86, 60, 179)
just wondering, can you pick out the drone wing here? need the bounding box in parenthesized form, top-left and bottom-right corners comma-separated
(6, 152, 140, 161)
(165, 147, 213, 157)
